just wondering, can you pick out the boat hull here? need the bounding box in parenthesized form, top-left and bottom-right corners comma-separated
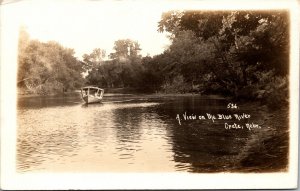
(82, 95, 102, 104)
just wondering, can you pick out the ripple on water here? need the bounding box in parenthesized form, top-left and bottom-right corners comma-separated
(17, 98, 177, 172)
(17, 95, 274, 173)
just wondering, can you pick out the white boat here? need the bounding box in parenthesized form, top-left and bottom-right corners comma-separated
(81, 86, 104, 104)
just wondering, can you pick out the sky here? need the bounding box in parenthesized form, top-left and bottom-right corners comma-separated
(2, 0, 295, 60)
(8, 0, 171, 59)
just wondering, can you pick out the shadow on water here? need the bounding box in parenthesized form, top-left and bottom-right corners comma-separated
(112, 107, 143, 159)
(18, 93, 82, 109)
(81, 102, 103, 108)
(150, 97, 246, 172)
(152, 97, 288, 172)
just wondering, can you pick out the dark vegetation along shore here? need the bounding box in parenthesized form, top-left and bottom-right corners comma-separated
(229, 103, 289, 172)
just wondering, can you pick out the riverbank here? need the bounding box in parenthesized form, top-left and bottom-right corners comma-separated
(182, 100, 289, 173)
(231, 102, 289, 172)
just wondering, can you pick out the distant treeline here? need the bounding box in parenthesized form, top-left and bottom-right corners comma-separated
(18, 11, 289, 108)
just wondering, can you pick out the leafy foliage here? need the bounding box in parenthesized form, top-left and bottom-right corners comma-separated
(82, 48, 106, 71)
(18, 29, 84, 94)
(156, 10, 289, 104)
(85, 39, 143, 88)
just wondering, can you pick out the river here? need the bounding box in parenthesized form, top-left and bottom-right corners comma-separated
(17, 93, 288, 173)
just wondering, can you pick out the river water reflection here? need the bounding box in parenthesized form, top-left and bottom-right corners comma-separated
(17, 93, 267, 172)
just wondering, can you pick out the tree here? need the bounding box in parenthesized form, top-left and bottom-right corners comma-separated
(17, 29, 84, 94)
(82, 48, 106, 70)
(108, 39, 143, 87)
(158, 10, 289, 99)
(85, 39, 144, 88)
(109, 39, 141, 62)
(17, 27, 31, 83)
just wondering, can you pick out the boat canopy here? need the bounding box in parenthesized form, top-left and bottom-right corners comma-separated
(81, 86, 104, 91)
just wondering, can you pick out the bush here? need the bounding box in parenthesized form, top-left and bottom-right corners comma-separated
(251, 72, 288, 109)
(161, 75, 192, 93)
(264, 77, 288, 109)
(36, 80, 64, 95)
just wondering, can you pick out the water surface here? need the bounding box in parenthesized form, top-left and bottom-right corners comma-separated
(17, 93, 287, 172)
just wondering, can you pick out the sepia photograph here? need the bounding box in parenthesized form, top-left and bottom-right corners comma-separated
(0, 0, 299, 189)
